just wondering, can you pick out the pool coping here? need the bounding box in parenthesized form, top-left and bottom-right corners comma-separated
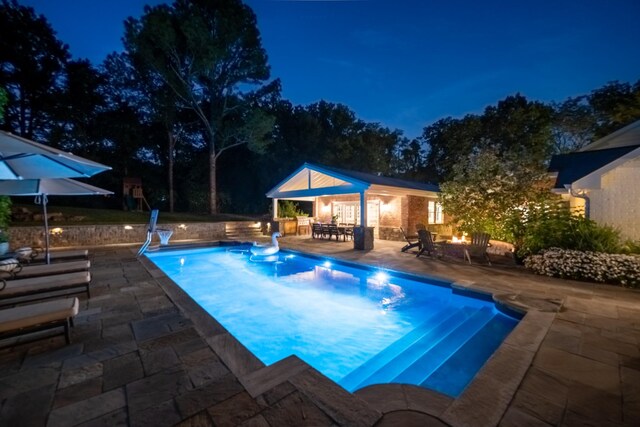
(138, 243, 558, 427)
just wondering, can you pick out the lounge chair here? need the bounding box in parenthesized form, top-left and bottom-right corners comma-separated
(464, 232, 492, 265)
(0, 271, 91, 307)
(400, 227, 420, 252)
(416, 229, 441, 258)
(0, 297, 79, 345)
(0, 259, 90, 280)
(13, 247, 89, 264)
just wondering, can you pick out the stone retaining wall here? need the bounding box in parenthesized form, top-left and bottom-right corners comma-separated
(7, 221, 232, 249)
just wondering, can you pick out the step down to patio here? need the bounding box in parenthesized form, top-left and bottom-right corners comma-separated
(225, 221, 263, 241)
(339, 306, 481, 391)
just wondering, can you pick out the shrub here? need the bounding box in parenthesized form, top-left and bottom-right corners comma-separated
(0, 196, 11, 230)
(277, 200, 306, 219)
(525, 248, 640, 287)
(513, 203, 620, 259)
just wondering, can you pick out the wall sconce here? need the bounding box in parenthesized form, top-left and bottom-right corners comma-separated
(321, 205, 331, 213)
(124, 225, 133, 230)
(50, 227, 64, 235)
(380, 202, 391, 213)
(178, 224, 187, 230)
(256, 222, 261, 228)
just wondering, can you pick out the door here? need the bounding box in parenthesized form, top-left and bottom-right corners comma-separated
(367, 201, 380, 238)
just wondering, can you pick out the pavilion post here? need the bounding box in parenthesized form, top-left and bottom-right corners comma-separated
(272, 198, 278, 220)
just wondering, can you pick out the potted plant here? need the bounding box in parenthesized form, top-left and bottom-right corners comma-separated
(331, 215, 339, 224)
(0, 230, 9, 256)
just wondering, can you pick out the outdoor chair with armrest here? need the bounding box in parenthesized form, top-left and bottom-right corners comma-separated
(416, 229, 441, 258)
(400, 227, 420, 252)
(464, 232, 492, 265)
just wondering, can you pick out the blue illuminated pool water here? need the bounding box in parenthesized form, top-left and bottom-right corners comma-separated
(146, 246, 520, 397)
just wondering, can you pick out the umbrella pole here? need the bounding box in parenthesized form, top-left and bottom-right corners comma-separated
(42, 195, 50, 264)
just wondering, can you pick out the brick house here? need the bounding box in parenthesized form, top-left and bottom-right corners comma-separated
(548, 120, 640, 241)
(266, 163, 451, 241)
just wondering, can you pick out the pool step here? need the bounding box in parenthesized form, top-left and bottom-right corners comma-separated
(420, 314, 518, 396)
(340, 306, 481, 391)
(392, 307, 495, 385)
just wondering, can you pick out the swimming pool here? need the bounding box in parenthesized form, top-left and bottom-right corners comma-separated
(146, 245, 520, 397)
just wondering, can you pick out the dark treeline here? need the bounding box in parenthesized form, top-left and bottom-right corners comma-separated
(1, 0, 639, 215)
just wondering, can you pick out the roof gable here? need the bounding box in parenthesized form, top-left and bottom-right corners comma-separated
(266, 163, 439, 199)
(549, 144, 640, 188)
(580, 120, 640, 152)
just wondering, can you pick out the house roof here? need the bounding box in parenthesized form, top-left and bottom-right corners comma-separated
(266, 162, 439, 200)
(549, 144, 640, 189)
(580, 119, 640, 152)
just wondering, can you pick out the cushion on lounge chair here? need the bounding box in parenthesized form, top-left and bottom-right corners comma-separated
(31, 249, 89, 263)
(0, 258, 20, 274)
(0, 297, 79, 344)
(14, 260, 90, 279)
(0, 271, 91, 304)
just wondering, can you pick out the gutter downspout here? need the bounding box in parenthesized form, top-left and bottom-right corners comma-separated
(565, 185, 590, 220)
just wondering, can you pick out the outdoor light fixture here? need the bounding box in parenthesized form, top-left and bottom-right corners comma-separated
(124, 225, 133, 230)
(322, 205, 330, 213)
(178, 224, 187, 230)
(49, 227, 63, 235)
(256, 222, 261, 227)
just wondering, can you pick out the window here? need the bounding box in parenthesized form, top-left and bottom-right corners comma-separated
(333, 202, 360, 224)
(428, 201, 443, 224)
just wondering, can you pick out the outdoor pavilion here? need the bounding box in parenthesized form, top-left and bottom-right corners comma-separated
(266, 163, 444, 241)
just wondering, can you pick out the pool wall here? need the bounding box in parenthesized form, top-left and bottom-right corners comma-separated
(138, 242, 556, 427)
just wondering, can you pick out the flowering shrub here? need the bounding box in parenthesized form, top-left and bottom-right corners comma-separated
(525, 248, 640, 287)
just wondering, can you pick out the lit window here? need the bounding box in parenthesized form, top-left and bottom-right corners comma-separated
(428, 201, 443, 224)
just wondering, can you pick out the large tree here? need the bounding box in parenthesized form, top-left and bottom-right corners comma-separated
(124, 0, 277, 213)
(0, 0, 69, 139)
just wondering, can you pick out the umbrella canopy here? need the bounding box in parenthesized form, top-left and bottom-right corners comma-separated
(0, 130, 111, 179)
(0, 178, 113, 263)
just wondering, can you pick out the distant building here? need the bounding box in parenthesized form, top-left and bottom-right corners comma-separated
(548, 120, 640, 240)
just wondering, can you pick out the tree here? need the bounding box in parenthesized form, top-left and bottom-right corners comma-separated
(0, 0, 69, 138)
(124, 0, 278, 213)
(0, 86, 7, 121)
(437, 94, 555, 243)
(421, 115, 482, 182)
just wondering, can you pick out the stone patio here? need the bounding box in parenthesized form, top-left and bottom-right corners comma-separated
(0, 236, 639, 426)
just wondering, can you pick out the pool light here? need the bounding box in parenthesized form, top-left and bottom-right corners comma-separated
(323, 261, 332, 268)
(374, 271, 389, 283)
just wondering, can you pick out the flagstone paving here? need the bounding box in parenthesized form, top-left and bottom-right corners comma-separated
(0, 237, 638, 426)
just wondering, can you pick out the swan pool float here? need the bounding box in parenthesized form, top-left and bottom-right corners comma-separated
(250, 232, 281, 256)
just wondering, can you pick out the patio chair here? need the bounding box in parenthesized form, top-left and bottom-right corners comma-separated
(416, 229, 441, 258)
(0, 297, 79, 346)
(464, 232, 492, 265)
(311, 223, 323, 239)
(0, 271, 91, 307)
(399, 227, 420, 252)
(0, 259, 90, 280)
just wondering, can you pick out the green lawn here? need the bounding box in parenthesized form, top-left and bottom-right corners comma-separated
(10, 204, 261, 226)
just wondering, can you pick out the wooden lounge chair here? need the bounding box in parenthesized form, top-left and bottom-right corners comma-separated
(0, 271, 91, 307)
(0, 259, 91, 280)
(400, 227, 420, 252)
(0, 297, 79, 345)
(464, 232, 492, 265)
(416, 229, 441, 258)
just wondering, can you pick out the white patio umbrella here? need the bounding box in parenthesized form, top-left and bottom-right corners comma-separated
(0, 130, 111, 178)
(0, 178, 113, 263)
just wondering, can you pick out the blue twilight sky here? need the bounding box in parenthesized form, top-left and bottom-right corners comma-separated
(20, 0, 640, 139)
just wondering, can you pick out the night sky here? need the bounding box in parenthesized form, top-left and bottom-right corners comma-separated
(20, 0, 640, 139)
